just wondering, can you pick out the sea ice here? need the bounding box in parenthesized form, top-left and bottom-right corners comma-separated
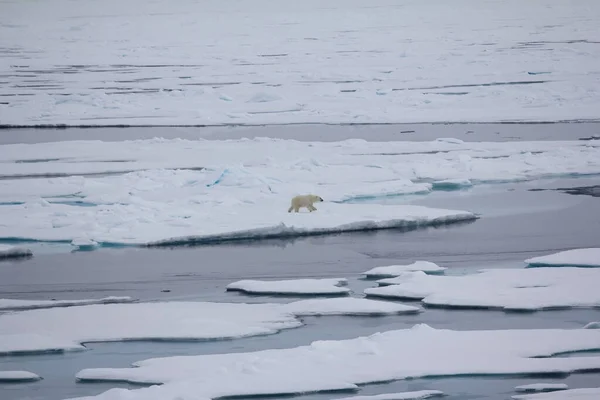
(72, 324, 600, 400)
(226, 278, 350, 295)
(281, 298, 420, 316)
(515, 383, 569, 393)
(0, 296, 136, 311)
(525, 248, 600, 268)
(2, 0, 599, 125)
(583, 322, 600, 329)
(362, 261, 446, 278)
(2, 137, 600, 248)
(0, 244, 32, 259)
(332, 391, 445, 400)
(0, 370, 42, 382)
(364, 268, 600, 311)
(0, 298, 419, 355)
(512, 388, 600, 400)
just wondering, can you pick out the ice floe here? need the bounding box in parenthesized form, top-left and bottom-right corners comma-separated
(0, 244, 32, 260)
(3, 137, 600, 247)
(2, 0, 600, 125)
(525, 248, 600, 268)
(512, 388, 600, 400)
(72, 324, 600, 400)
(0, 370, 42, 382)
(0, 296, 136, 311)
(332, 391, 445, 400)
(226, 278, 350, 295)
(364, 268, 600, 311)
(515, 383, 569, 393)
(362, 261, 445, 278)
(0, 298, 419, 355)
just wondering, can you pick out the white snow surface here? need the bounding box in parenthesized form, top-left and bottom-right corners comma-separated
(281, 298, 420, 316)
(2, 137, 600, 246)
(332, 391, 445, 400)
(0, 244, 32, 259)
(71, 324, 600, 400)
(0, 298, 418, 354)
(364, 268, 600, 311)
(525, 248, 600, 268)
(0, 296, 136, 311)
(0, 370, 42, 382)
(1, 0, 600, 126)
(363, 261, 445, 278)
(512, 388, 600, 400)
(515, 383, 569, 393)
(226, 278, 350, 295)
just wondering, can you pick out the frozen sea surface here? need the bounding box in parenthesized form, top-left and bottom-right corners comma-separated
(1, 0, 600, 126)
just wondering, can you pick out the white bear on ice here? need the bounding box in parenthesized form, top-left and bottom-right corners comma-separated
(288, 194, 324, 213)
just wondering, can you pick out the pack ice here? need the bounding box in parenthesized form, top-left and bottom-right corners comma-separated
(364, 268, 600, 311)
(72, 325, 600, 400)
(2, 137, 600, 248)
(0, 298, 419, 355)
(2, 0, 600, 125)
(525, 248, 600, 268)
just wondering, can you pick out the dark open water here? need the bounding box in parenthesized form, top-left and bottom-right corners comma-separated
(1, 123, 599, 400)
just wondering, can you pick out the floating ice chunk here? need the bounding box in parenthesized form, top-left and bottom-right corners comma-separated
(0, 244, 32, 260)
(0, 298, 417, 355)
(0, 370, 42, 382)
(431, 178, 473, 190)
(71, 238, 100, 250)
(364, 268, 600, 311)
(332, 390, 445, 400)
(512, 388, 600, 400)
(73, 325, 600, 400)
(281, 298, 420, 316)
(0, 296, 136, 311)
(226, 278, 350, 295)
(525, 248, 600, 268)
(514, 383, 569, 393)
(362, 261, 445, 278)
(583, 322, 600, 329)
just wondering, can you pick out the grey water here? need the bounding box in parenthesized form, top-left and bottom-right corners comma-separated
(1, 124, 600, 400)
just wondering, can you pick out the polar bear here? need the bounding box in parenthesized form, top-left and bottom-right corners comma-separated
(288, 194, 324, 213)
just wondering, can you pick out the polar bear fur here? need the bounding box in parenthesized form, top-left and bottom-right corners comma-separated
(288, 194, 324, 213)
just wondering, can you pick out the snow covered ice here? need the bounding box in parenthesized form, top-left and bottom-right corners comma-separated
(0, 371, 42, 382)
(0, 244, 32, 259)
(512, 388, 600, 400)
(0, 296, 135, 311)
(525, 248, 600, 268)
(0, 298, 418, 355)
(1, 0, 600, 126)
(514, 383, 569, 393)
(2, 137, 600, 247)
(72, 325, 600, 400)
(332, 391, 445, 400)
(362, 261, 446, 278)
(364, 268, 600, 311)
(226, 278, 350, 295)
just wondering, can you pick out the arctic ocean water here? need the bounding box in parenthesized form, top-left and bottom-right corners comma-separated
(1, 124, 600, 400)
